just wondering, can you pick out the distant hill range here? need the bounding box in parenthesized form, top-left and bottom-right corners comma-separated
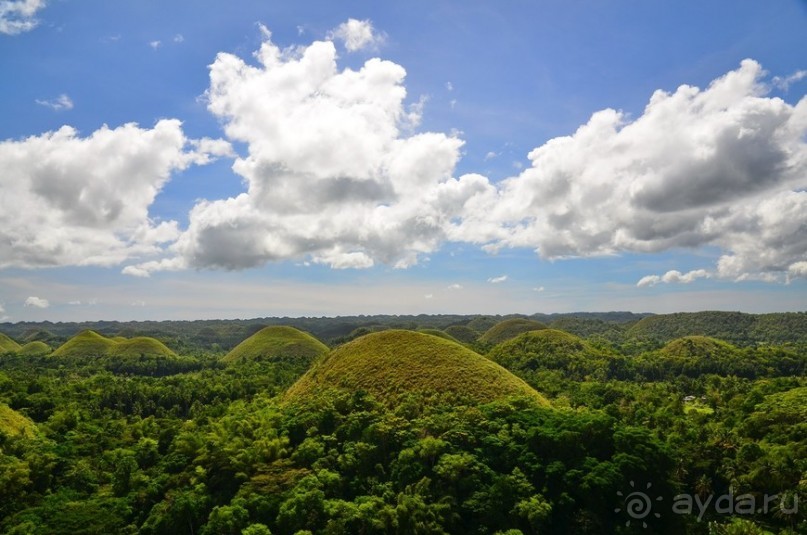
(625, 311, 807, 346)
(2, 311, 805, 351)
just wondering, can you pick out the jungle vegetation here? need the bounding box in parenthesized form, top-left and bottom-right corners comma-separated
(0, 311, 804, 534)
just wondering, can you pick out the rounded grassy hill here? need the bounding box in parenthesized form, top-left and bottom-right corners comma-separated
(0, 403, 36, 438)
(479, 318, 548, 345)
(51, 331, 177, 358)
(18, 341, 52, 356)
(488, 329, 608, 379)
(630, 336, 749, 378)
(222, 326, 329, 366)
(466, 316, 499, 333)
(659, 336, 739, 360)
(626, 311, 757, 345)
(51, 330, 116, 357)
(108, 337, 177, 358)
(443, 325, 480, 344)
(0, 333, 22, 353)
(21, 329, 57, 344)
(416, 328, 461, 343)
(285, 330, 548, 406)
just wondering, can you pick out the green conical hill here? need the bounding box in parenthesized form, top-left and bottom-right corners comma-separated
(416, 328, 460, 343)
(466, 316, 499, 333)
(659, 336, 739, 360)
(51, 331, 176, 358)
(18, 341, 52, 356)
(0, 333, 22, 353)
(108, 337, 177, 358)
(488, 329, 608, 378)
(479, 318, 548, 345)
(629, 336, 762, 378)
(0, 403, 36, 438)
(22, 329, 56, 344)
(51, 330, 116, 357)
(625, 311, 767, 345)
(285, 330, 548, 406)
(443, 325, 480, 344)
(222, 326, 329, 365)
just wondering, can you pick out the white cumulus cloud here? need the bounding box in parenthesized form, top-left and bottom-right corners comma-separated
(0, 119, 231, 269)
(637, 269, 711, 288)
(126, 28, 482, 275)
(24, 296, 49, 308)
(0, 0, 44, 35)
(488, 275, 508, 284)
(460, 59, 807, 283)
(5, 21, 804, 289)
(328, 18, 383, 52)
(788, 261, 807, 280)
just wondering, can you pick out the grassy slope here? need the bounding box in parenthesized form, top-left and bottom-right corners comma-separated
(488, 329, 607, 373)
(0, 404, 36, 438)
(659, 336, 740, 360)
(222, 326, 329, 365)
(443, 325, 480, 344)
(623, 311, 799, 346)
(51, 330, 116, 357)
(18, 341, 52, 356)
(479, 318, 548, 345)
(108, 337, 177, 358)
(286, 330, 548, 406)
(466, 316, 499, 333)
(416, 328, 461, 344)
(0, 333, 22, 353)
(52, 330, 176, 358)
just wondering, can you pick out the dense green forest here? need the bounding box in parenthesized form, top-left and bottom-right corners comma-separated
(0, 311, 805, 534)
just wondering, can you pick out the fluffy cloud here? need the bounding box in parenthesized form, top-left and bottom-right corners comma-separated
(127, 30, 484, 275)
(35, 94, 73, 111)
(488, 275, 508, 284)
(0, 0, 44, 35)
(9, 21, 802, 288)
(0, 119, 231, 269)
(125, 37, 806, 284)
(637, 269, 711, 288)
(0, 302, 8, 321)
(465, 59, 807, 283)
(789, 261, 807, 279)
(24, 296, 49, 308)
(328, 18, 383, 52)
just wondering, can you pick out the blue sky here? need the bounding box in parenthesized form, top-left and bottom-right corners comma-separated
(1, 0, 806, 321)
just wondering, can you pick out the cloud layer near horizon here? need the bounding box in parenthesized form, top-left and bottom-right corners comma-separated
(2, 23, 806, 284)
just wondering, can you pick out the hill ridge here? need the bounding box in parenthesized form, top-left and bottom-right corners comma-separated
(52, 330, 175, 358)
(479, 318, 548, 345)
(286, 330, 548, 406)
(222, 325, 329, 365)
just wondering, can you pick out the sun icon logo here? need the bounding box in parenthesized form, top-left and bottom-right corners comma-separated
(615, 481, 663, 528)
